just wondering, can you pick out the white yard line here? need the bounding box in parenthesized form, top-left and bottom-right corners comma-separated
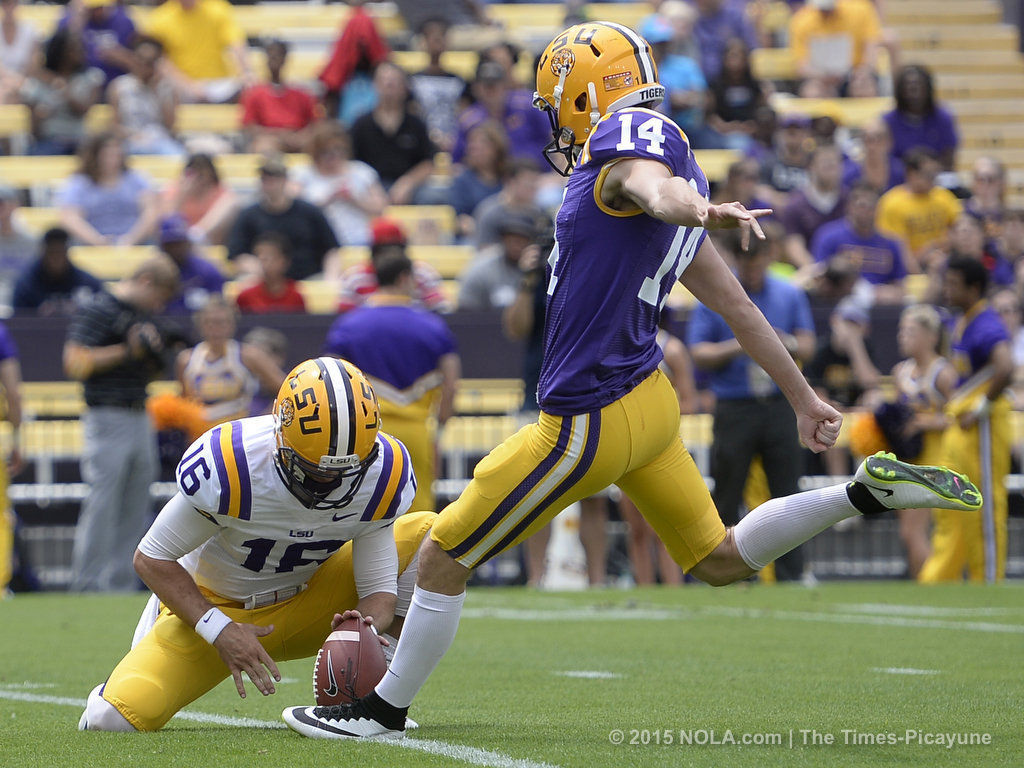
(0, 690, 286, 729)
(839, 603, 1015, 617)
(554, 671, 622, 679)
(386, 739, 559, 768)
(0, 688, 559, 768)
(0, 682, 57, 689)
(872, 667, 941, 675)
(461, 605, 1024, 634)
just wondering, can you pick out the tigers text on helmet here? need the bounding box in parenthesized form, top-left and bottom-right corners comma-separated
(273, 357, 381, 510)
(533, 22, 665, 175)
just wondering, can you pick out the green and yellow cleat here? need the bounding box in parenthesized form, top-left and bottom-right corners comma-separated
(850, 451, 983, 514)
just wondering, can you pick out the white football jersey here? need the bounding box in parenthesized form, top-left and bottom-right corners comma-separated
(170, 415, 416, 601)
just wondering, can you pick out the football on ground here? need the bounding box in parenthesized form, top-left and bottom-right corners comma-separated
(312, 617, 388, 706)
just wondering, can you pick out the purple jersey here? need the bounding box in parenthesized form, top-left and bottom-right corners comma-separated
(538, 108, 709, 415)
(323, 298, 457, 391)
(0, 321, 18, 362)
(951, 303, 1009, 384)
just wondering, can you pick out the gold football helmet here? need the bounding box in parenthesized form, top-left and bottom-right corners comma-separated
(273, 357, 381, 509)
(534, 22, 665, 174)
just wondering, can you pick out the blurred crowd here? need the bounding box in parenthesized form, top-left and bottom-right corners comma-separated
(0, 1, 1020, 405)
(1, 0, 1021, 590)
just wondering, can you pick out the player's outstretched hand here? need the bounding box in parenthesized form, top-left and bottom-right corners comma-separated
(332, 611, 390, 648)
(213, 622, 281, 699)
(796, 397, 843, 453)
(702, 202, 773, 251)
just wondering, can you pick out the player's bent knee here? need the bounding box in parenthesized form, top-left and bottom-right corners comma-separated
(81, 685, 137, 732)
(689, 530, 754, 587)
(417, 536, 471, 595)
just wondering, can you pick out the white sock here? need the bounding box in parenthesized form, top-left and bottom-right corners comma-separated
(733, 484, 857, 571)
(375, 587, 466, 708)
(80, 684, 136, 731)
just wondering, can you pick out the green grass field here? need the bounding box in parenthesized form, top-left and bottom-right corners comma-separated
(1, 582, 1021, 768)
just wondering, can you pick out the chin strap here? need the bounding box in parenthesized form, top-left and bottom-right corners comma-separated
(552, 68, 568, 117)
(587, 81, 600, 127)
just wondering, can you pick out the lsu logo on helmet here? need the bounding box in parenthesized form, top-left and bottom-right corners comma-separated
(550, 48, 576, 76)
(278, 397, 295, 427)
(533, 22, 664, 174)
(273, 357, 381, 510)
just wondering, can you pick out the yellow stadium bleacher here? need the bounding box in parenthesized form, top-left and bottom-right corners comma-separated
(958, 148, 1024, 174)
(937, 74, 1024, 101)
(767, 96, 893, 128)
(946, 99, 1024, 125)
(15, 206, 60, 235)
(68, 245, 231, 281)
(16, 3, 655, 47)
(0, 152, 308, 190)
(439, 414, 519, 455)
(453, 378, 524, 415)
(385, 205, 457, 245)
(295, 279, 340, 315)
(275, 50, 519, 86)
(904, 50, 1024, 77)
(692, 150, 739, 184)
(898, 24, 1019, 52)
(0, 103, 29, 141)
(903, 274, 930, 304)
(84, 103, 243, 136)
(884, 0, 1002, 27)
(337, 245, 473, 280)
(752, 49, 892, 83)
(16, 3, 400, 39)
(0, 419, 83, 456)
(960, 125, 1024, 150)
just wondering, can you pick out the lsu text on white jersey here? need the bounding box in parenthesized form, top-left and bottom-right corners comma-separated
(165, 415, 416, 602)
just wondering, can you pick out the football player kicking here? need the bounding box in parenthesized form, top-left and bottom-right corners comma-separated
(79, 357, 435, 732)
(282, 24, 983, 740)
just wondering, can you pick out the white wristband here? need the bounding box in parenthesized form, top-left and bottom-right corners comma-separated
(195, 607, 232, 645)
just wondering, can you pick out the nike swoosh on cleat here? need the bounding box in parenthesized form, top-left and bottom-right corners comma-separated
(864, 485, 895, 498)
(289, 707, 362, 737)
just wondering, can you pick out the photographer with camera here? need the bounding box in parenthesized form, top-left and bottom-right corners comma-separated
(458, 212, 550, 311)
(63, 255, 180, 592)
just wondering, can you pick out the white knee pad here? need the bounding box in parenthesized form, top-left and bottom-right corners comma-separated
(79, 684, 136, 732)
(132, 593, 161, 649)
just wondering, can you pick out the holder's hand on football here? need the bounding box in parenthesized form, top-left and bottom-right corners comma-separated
(213, 622, 281, 698)
(332, 611, 390, 648)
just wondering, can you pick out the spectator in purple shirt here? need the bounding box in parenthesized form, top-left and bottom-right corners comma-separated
(59, 0, 137, 87)
(812, 181, 907, 304)
(782, 144, 846, 268)
(157, 214, 225, 314)
(883, 65, 958, 171)
(452, 60, 551, 167)
(692, 0, 758, 81)
(843, 117, 904, 194)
